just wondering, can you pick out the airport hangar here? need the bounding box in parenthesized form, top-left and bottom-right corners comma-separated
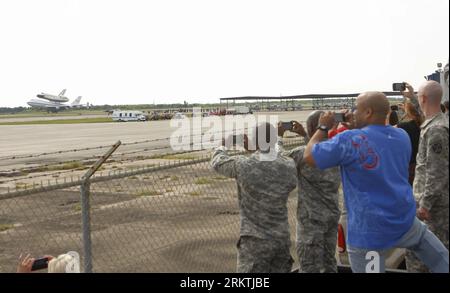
(219, 92, 403, 110)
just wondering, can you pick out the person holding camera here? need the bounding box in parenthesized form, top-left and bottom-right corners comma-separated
(210, 123, 297, 273)
(302, 91, 448, 273)
(402, 80, 449, 273)
(17, 253, 54, 273)
(16, 252, 80, 273)
(277, 112, 341, 273)
(400, 82, 424, 118)
(396, 100, 423, 185)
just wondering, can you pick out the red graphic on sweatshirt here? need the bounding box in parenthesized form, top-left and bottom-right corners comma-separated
(350, 135, 379, 170)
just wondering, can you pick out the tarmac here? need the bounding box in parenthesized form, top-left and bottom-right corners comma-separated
(0, 111, 313, 159)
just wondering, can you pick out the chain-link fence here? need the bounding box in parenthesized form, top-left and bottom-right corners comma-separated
(0, 137, 305, 273)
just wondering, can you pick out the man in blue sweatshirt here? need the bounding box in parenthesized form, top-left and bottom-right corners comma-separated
(302, 91, 448, 273)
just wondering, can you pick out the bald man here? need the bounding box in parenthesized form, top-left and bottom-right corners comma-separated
(278, 111, 341, 273)
(302, 92, 448, 273)
(405, 81, 449, 273)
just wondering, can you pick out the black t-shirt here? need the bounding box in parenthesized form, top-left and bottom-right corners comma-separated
(397, 120, 421, 164)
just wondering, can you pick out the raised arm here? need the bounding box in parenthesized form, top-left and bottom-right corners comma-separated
(210, 146, 238, 178)
(401, 82, 423, 116)
(277, 121, 307, 165)
(303, 112, 335, 167)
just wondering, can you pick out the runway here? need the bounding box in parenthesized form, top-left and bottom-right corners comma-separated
(0, 114, 107, 123)
(0, 111, 312, 158)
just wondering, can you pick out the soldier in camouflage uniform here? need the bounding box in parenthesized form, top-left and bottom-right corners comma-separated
(404, 81, 449, 273)
(210, 122, 298, 273)
(278, 111, 341, 273)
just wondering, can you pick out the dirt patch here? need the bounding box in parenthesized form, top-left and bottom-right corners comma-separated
(0, 161, 300, 272)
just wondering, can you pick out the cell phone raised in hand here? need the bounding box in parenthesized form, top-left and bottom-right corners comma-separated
(31, 257, 50, 271)
(333, 113, 345, 123)
(281, 121, 293, 131)
(392, 82, 406, 92)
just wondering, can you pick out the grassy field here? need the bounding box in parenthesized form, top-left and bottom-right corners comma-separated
(0, 117, 113, 125)
(0, 110, 107, 119)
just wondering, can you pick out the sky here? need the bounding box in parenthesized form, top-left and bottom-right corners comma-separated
(0, 0, 448, 107)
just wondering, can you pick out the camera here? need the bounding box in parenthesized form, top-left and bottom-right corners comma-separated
(392, 82, 406, 92)
(333, 113, 345, 123)
(31, 257, 51, 271)
(281, 121, 293, 131)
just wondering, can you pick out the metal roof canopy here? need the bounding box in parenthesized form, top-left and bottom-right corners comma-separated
(219, 92, 404, 101)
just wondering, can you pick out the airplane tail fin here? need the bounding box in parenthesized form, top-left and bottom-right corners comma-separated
(59, 89, 66, 96)
(71, 96, 82, 106)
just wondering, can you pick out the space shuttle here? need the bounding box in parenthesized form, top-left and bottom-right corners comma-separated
(28, 89, 88, 112)
(36, 89, 69, 103)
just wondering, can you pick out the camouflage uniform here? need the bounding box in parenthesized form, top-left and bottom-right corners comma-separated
(279, 140, 341, 273)
(236, 236, 293, 273)
(406, 112, 449, 273)
(210, 146, 298, 273)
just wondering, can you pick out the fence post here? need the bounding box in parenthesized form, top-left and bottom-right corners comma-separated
(80, 179, 93, 273)
(80, 140, 121, 273)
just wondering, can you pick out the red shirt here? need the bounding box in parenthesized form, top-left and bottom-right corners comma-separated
(328, 125, 348, 139)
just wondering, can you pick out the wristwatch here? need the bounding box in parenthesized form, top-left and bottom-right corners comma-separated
(317, 125, 329, 132)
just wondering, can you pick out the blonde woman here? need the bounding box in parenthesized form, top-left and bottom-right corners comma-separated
(397, 101, 424, 185)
